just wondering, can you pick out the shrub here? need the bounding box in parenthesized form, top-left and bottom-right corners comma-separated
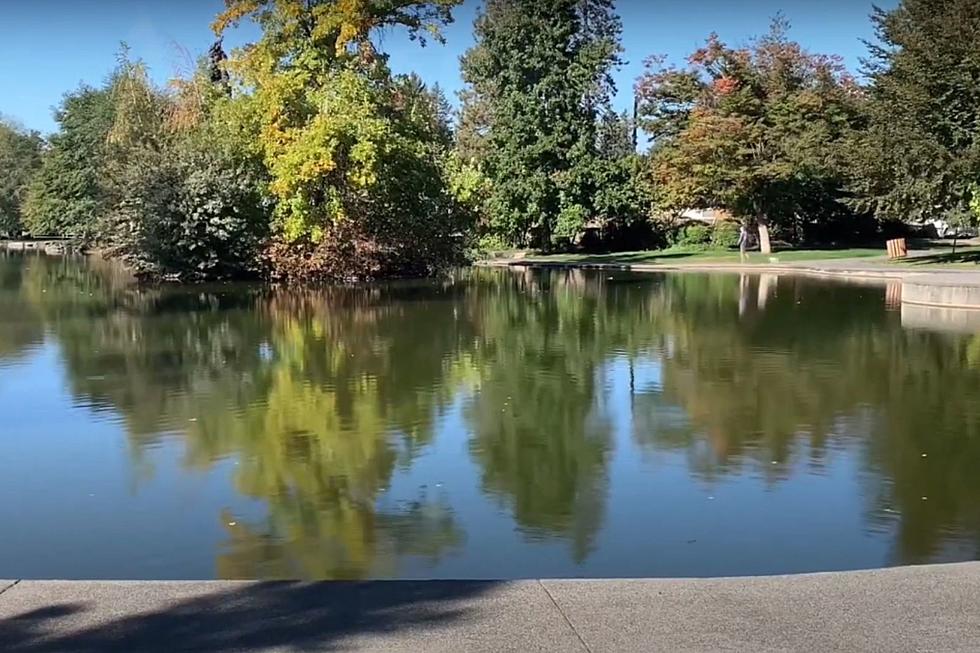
(473, 233, 511, 259)
(710, 221, 741, 249)
(101, 141, 269, 280)
(674, 223, 712, 247)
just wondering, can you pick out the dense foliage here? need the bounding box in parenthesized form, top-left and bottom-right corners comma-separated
(637, 19, 864, 251)
(12, 1, 469, 281)
(211, 0, 469, 281)
(460, 0, 647, 250)
(847, 0, 980, 235)
(5, 0, 980, 277)
(22, 85, 115, 238)
(96, 56, 271, 278)
(0, 119, 43, 236)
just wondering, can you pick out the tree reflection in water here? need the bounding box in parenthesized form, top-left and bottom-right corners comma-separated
(4, 252, 980, 576)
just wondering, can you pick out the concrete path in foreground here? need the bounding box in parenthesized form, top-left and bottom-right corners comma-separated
(1, 563, 979, 652)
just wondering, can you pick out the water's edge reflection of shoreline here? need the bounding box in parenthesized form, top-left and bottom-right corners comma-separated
(1, 251, 979, 580)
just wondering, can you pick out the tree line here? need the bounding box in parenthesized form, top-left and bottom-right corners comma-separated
(1, 0, 979, 279)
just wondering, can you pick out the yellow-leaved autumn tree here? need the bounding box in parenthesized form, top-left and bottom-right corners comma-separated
(213, 0, 471, 281)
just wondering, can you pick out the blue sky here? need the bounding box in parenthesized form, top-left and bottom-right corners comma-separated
(1, 0, 897, 134)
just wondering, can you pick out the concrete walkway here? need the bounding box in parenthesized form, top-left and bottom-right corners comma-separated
(1, 563, 979, 652)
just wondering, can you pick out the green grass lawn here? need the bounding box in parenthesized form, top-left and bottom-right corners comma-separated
(492, 240, 980, 269)
(519, 246, 886, 265)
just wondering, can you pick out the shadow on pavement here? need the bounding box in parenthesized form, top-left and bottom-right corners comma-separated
(0, 581, 499, 652)
(906, 249, 980, 265)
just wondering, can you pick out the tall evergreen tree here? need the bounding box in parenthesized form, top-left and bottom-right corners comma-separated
(460, 0, 624, 248)
(577, 0, 622, 116)
(848, 0, 980, 230)
(455, 87, 492, 164)
(597, 110, 635, 160)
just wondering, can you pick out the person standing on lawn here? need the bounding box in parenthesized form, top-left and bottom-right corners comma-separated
(738, 224, 750, 262)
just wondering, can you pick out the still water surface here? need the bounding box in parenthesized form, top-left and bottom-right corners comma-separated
(1, 253, 979, 580)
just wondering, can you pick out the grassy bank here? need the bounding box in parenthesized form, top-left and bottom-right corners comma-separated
(489, 241, 980, 269)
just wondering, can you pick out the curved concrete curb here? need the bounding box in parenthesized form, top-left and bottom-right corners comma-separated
(903, 282, 980, 310)
(1, 563, 978, 651)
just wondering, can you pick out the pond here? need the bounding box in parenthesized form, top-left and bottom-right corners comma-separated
(1, 252, 979, 580)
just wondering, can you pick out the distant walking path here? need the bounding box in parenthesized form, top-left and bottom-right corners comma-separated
(1, 563, 979, 651)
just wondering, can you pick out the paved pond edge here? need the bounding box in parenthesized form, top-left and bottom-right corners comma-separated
(1, 563, 978, 651)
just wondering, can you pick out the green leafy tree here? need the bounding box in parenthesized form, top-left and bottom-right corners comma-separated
(969, 184, 980, 231)
(22, 86, 115, 238)
(847, 0, 980, 227)
(213, 0, 467, 281)
(638, 19, 863, 251)
(96, 54, 269, 279)
(586, 110, 652, 247)
(597, 109, 634, 160)
(0, 119, 43, 236)
(460, 0, 625, 248)
(455, 87, 493, 164)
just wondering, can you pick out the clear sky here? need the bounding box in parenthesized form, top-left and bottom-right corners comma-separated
(1, 0, 897, 135)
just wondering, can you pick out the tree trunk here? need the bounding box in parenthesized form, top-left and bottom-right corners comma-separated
(631, 94, 639, 151)
(953, 237, 958, 255)
(756, 214, 772, 255)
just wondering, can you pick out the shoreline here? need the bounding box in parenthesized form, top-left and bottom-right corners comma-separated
(0, 238, 79, 256)
(480, 257, 980, 309)
(1, 563, 978, 651)
(8, 243, 980, 310)
(478, 256, 980, 283)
